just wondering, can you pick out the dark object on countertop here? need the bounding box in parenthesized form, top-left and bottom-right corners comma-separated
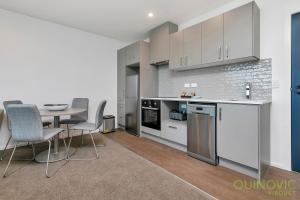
(180, 95, 192, 99)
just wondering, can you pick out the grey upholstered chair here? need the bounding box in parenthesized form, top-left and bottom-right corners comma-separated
(3, 104, 65, 178)
(60, 98, 89, 137)
(0, 100, 51, 161)
(67, 100, 106, 160)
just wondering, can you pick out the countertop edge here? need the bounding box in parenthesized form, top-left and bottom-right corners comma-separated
(141, 97, 272, 105)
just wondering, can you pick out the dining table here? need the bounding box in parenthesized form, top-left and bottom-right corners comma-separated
(36, 108, 86, 163)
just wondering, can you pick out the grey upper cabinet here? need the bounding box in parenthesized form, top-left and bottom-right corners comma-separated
(224, 2, 260, 60)
(149, 22, 178, 65)
(169, 23, 202, 70)
(183, 23, 202, 67)
(217, 103, 259, 169)
(169, 31, 184, 70)
(126, 42, 140, 66)
(170, 2, 260, 71)
(202, 15, 224, 64)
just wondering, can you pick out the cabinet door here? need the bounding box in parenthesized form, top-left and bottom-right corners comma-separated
(126, 42, 139, 66)
(183, 23, 202, 67)
(217, 104, 259, 169)
(117, 48, 126, 126)
(150, 24, 170, 64)
(224, 3, 253, 60)
(202, 15, 224, 64)
(161, 120, 187, 146)
(169, 31, 184, 69)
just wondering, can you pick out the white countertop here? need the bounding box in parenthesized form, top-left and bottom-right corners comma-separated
(141, 97, 271, 105)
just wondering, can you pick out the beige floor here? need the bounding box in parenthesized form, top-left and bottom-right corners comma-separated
(0, 135, 215, 200)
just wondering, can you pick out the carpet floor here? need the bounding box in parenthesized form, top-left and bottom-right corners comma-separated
(0, 135, 216, 200)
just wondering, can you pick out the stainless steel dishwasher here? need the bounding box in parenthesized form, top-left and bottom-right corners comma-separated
(187, 103, 217, 165)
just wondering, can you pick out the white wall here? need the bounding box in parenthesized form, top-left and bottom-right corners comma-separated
(0, 9, 127, 148)
(179, 0, 300, 171)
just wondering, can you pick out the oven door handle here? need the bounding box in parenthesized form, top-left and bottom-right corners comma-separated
(142, 107, 159, 111)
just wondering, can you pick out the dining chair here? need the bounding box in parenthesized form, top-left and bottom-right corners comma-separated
(3, 104, 66, 178)
(60, 98, 89, 138)
(0, 100, 52, 161)
(67, 100, 106, 160)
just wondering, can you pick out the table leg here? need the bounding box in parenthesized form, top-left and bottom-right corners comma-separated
(53, 116, 60, 154)
(35, 115, 76, 163)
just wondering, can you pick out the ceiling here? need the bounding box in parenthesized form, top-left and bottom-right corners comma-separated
(0, 0, 234, 42)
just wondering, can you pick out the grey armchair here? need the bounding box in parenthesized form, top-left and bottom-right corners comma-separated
(60, 98, 89, 138)
(3, 104, 65, 178)
(1, 100, 52, 161)
(67, 100, 106, 160)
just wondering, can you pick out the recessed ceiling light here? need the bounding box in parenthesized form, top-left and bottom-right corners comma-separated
(148, 12, 154, 18)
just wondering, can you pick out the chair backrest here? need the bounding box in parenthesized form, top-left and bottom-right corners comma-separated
(3, 100, 23, 131)
(71, 98, 89, 121)
(6, 104, 43, 142)
(95, 100, 107, 129)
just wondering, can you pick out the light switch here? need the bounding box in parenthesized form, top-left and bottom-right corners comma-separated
(184, 83, 191, 88)
(191, 83, 198, 88)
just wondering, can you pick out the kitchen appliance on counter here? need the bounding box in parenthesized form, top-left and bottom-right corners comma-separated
(141, 100, 161, 130)
(187, 103, 217, 165)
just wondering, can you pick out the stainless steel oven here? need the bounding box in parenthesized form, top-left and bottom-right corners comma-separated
(141, 100, 161, 130)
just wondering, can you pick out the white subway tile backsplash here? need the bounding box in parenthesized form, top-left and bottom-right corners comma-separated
(158, 59, 272, 100)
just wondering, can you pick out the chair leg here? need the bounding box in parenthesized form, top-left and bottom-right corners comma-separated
(0, 135, 12, 161)
(66, 130, 99, 161)
(67, 124, 69, 138)
(45, 140, 51, 178)
(3, 144, 17, 178)
(89, 131, 99, 159)
(81, 130, 84, 145)
(96, 133, 106, 147)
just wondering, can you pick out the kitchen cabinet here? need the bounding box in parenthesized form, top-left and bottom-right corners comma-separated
(217, 104, 259, 169)
(169, 31, 184, 69)
(169, 2, 260, 71)
(224, 2, 260, 60)
(126, 42, 140, 66)
(149, 22, 178, 65)
(161, 120, 187, 146)
(183, 23, 202, 67)
(169, 23, 202, 69)
(117, 48, 126, 127)
(202, 15, 224, 64)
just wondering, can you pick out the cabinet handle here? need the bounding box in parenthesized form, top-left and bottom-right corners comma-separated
(218, 47, 222, 60)
(226, 46, 229, 58)
(168, 125, 178, 129)
(219, 108, 222, 121)
(185, 56, 188, 66)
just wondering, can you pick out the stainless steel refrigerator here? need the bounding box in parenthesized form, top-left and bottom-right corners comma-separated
(125, 72, 139, 135)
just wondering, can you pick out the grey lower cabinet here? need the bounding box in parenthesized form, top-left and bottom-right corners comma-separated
(217, 104, 259, 169)
(202, 15, 224, 64)
(217, 103, 270, 179)
(161, 120, 187, 146)
(224, 2, 260, 60)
